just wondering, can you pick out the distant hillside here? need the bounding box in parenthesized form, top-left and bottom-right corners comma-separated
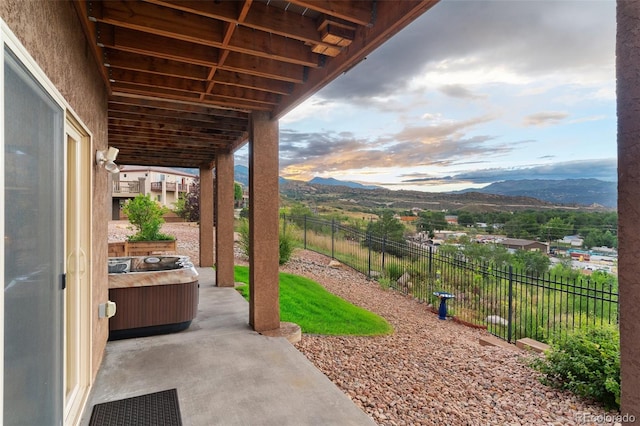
(234, 165, 373, 188)
(232, 166, 615, 212)
(459, 179, 616, 208)
(234, 165, 289, 186)
(308, 177, 379, 190)
(280, 180, 613, 213)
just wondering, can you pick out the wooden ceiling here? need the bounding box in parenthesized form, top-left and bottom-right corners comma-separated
(74, 0, 438, 168)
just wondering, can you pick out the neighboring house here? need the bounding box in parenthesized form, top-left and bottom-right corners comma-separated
(497, 238, 549, 253)
(445, 215, 458, 225)
(112, 165, 197, 218)
(398, 215, 419, 223)
(559, 235, 584, 247)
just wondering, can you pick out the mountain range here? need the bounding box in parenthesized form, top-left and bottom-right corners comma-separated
(455, 178, 616, 209)
(229, 165, 616, 209)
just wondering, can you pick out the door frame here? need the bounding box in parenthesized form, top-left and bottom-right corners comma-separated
(64, 115, 93, 425)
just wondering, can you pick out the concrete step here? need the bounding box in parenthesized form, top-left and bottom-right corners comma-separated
(516, 337, 550, 354)
(479, 335, 518, 350)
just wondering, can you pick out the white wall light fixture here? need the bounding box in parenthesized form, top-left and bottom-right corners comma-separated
(96, 146, 120, 173)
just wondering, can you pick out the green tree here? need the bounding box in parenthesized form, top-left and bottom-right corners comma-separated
(122, 194, 173, 241)
(513, 250, 550, 276)
(416, 210, 447, 236)
(178, 177, 200, 223)
(234, 182, 243, 206)
(457, 211, 475, 227)
(366, 210, 405, 241)
(543, 217, 573, 241)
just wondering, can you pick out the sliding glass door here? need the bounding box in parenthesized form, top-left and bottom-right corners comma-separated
(3, 45, 64, 425)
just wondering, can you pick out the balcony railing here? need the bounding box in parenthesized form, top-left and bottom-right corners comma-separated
(112, 180, 140, 194)
(151, 182, 184, 192)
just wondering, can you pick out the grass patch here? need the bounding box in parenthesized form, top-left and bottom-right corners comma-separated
(234, 265, 392, 336)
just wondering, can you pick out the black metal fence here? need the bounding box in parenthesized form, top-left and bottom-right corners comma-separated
(282, 214, 619, 343)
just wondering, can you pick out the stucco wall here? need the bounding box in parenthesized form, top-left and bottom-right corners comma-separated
(1, 1, 110, 379)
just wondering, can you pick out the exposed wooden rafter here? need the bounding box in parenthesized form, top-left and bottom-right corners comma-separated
(72, 0, 438, 168)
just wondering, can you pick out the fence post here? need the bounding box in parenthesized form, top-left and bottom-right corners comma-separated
(428, 245, 433, 275)
(367, 232, 372, 279)
(303, 215, 307, 249)
(282, 213, 286, 235)
(382, 236, 386, 270)
(331, 219, 335, 259)
(508, 265, 514, 343)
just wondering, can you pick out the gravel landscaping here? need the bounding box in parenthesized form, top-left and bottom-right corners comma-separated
(109, 222, 619, 425)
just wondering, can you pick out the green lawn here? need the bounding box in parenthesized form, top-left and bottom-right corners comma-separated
(234, 265, 392, 336)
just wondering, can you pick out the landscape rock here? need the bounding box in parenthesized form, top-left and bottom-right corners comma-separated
(485, 315, 509, 326)
(328, 259, 342, 269)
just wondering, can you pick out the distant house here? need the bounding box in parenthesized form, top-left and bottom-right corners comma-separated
(445, 215, 458, 225)
(399, 216, 419, 223)
(559, 235, 584, 247)
(112, 165, 197, 219)
(497, 238, 548, 253)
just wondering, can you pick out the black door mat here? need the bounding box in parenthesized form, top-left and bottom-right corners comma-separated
(89, 389, 182, 426)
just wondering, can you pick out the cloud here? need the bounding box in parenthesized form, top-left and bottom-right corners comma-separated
(450, 158, 617, 183)
(523, 111, 570, 127)
(438, 84, 487, 100)
(279, 115, 526, 179)
(317, 1, 614, 102)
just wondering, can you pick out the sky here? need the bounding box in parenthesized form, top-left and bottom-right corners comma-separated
(235, 0, 617, 193)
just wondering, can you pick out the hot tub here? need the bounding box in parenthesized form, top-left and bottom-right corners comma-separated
(107, 256, 199, 340)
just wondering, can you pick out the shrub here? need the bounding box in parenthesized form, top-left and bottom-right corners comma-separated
(530, 325, 620, 409)
(279, 230, 294, 265)
(237, 219, 295, 265)
(122, 194, 174, 241)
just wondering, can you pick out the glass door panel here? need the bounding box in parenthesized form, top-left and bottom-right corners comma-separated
(3, 46, 64, 425)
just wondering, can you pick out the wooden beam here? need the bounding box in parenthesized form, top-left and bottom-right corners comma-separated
(95, 1, 321, 67)
(108, 95, 250, 119)
(71, 0, 112, 92)
(146, 0, 333, 49)
(104, 50, 210, 80)
(107, 105, 249, 129)
(99, 26, 219, 67)
(286, 0, 374, 27)
(111, 82, 272, 111)
(110, 69, 208, 93)
(212, 70, 293, 96)
(222, 53, 305, 84)
(101, 26, 305, 84)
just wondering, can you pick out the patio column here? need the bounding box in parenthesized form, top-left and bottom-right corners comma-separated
(617, 0, 640, 416)
(199, 166, 214, 268)
(215, 151, 235, 287)
(248, 111, 280, 332)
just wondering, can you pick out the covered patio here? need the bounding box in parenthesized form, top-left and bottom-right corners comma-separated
(1, 0, 639, 424)
(73, 0, 440, 333)
(80, 267, 374, 425)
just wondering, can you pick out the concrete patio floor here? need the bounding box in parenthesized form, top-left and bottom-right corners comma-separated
(81, 267, 375, 425)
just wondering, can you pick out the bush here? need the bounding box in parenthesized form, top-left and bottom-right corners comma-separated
(530, 325, 620, 409)
(175, 178, 200, 222)
(122, 194, 174, 241)
(279, 231, 294, 265)
(237, 219, 294, 265)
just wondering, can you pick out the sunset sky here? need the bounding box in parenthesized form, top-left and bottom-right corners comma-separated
(235, 0, 617, 192)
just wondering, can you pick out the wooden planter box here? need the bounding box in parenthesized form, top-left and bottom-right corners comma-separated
(108, 240, 177, 257)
